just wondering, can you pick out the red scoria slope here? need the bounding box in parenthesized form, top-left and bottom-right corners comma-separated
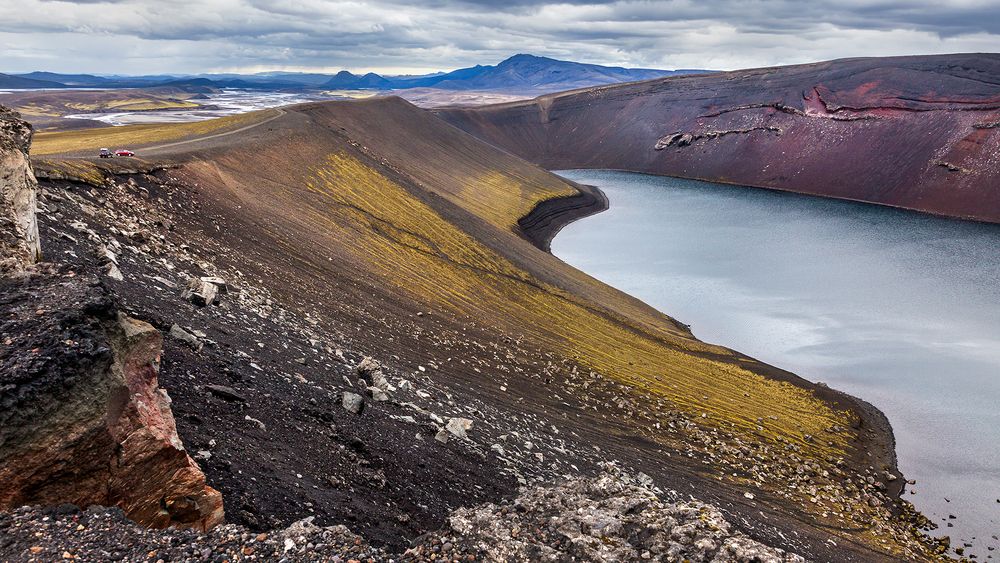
(437, 53, 1000, 223)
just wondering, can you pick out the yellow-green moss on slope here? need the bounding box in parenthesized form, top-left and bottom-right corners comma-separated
(23, 99, 929, 559)
(305, 153, 852, 459)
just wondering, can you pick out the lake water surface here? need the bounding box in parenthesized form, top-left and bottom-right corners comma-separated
(551, 170, 1000, 555)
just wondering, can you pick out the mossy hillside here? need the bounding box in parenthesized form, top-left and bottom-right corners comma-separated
(15, 105, 62, 118)
(302, 153, 852, 460)
(28, 102, 914, 555)
(34, 159, 106, 187)
(299, 98, 580, 232)
(289, 152, 912, 553)
(26, 103, 859, 467)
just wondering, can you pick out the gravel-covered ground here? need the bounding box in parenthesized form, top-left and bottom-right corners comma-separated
(7, 99, 946, 562)
(0, 465, 804, 562)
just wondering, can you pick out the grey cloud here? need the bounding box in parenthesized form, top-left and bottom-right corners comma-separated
(0, 0, 997, 74)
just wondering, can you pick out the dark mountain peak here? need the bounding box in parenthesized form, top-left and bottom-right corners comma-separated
(322, 70, 389, 89)
(499, 54, 552, 64)
(420, 53, 683, 91)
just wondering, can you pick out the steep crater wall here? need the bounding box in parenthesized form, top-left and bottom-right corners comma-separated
(437, 53, 1000, 223)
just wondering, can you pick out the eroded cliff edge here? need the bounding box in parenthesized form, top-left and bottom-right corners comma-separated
(7, 97, 947, 559)
(437, 53, 1000, 223)
(0, 106, 40, 273)
(0, 106, 222, 531)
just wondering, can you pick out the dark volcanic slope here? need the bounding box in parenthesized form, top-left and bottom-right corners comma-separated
(437, 53, 1000, 223)
(27, 98, 940, 560)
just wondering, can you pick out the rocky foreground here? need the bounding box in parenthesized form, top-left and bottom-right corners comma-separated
(1, 93, 950, 562)
(1, 465, 802, 562)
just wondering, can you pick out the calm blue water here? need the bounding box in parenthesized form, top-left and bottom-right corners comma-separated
(552, 170, 1000, 555)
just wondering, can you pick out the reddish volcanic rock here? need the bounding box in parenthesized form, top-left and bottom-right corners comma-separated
(0, 272, 223, 530)
(105, 313, 225, 529)
(0, 102, 221, 531)
(437, 53, 1000, 223)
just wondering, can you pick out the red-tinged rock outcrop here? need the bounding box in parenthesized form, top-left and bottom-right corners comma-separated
(0, 106, 40, 272)
(0, 272, 224, 531)
(437, 53, 1000, 223)
(0, 103, 222, 531)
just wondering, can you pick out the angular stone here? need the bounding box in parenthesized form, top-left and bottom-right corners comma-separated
(342, 392, 364, 414)
(180, 277, 219, 307)
(204, 384, 246, 403)
(446, 417, 473, 439)
(199, 276, 228, 294)
(169, 324, 202, 350)
(355, 356, 388, 389)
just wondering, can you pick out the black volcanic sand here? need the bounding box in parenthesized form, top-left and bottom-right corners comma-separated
(517, 181, 608, 251)
(31, 175, 519, 551)
(14, 98, 941, 561)
(17, 164, 912, 562)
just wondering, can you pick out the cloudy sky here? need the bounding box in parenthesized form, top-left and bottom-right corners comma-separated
(1, 0, 998, 75)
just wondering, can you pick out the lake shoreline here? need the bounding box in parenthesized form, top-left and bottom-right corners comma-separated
(517, 178, 609, 251)
(548, 166, 1000, 227)
(525, 169, 914, 536)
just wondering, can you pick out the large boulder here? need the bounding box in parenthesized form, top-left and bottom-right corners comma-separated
(0, 272, 224, 531)
(0, 106, 40, 273)
(180, 276, 227, 307)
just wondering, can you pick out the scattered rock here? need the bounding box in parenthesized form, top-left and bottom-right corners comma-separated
(355, 356, 389, 390)
(0, 506, 385, 562)
(342, 392, 365, 414)
(445, 417, 473, 439)
(199, 276, 228, 293)
(203, 384, 246, 403)
(168, 324, 202, 350)
(404, 464, 804, 562)
(434, 428, 450, 443)
(180, 276, 226, 306)
(106, 263, 124, 281)
(244, 415, 266, 431)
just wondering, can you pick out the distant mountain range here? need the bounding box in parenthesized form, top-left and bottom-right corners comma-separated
(323, 54, 705, 91)
(2, 55, 710, 92)
(0, 73, 66, 89)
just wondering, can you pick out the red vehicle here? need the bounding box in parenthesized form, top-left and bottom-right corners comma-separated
(114, 149, 135, 157)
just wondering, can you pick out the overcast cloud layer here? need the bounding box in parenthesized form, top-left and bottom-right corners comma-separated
(2, 0, 999, 74)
